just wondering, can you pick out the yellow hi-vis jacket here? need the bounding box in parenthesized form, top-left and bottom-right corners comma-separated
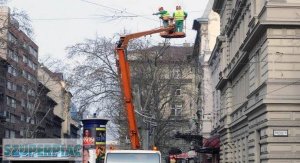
(174, 10, 185, 21)
(161, 11, 170, 20)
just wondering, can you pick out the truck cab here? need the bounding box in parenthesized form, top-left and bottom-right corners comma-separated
(104, 150, 161, 163)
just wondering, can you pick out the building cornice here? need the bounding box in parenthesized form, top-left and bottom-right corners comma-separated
(227, 51, 248, 80)
(229, 115, 247, 131)
(208, 35, 225, 65)
(212, 0, 225, 14)
(216, 64, 229, 90)
(225, 0, 248, 37)
(192, 18, 208, 30)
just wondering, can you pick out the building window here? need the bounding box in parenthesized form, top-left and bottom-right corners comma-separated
(5, 129, 9, 138)
(171, 67, 182, 79)
(0, 78, 5, 86)
(20, 130, 24, 136)
(29, 46, 38, 58)
(22, 70, 28, 79)
(28, 74, 36, 83)
(7, 81, 17, 91)
(10, 114, 16, 123)
(22, 43, 29, 51)
(255, 130, 261, 162)
(8, 49, 19, 62)
(12, 98, 16, 108)
(171, 103, 183, 116)
(10, 130, 15, 138)
(8, 32, 17, 44)
(27, 101, 34, 110)
(23, 71, 36, 83)
(21, 114, 25, 121)
(17, 85, 22, 91)
(3, 111, 10, 122)
(26, 117, 30, 123)
(32, 63, 37, 70)
(31, 118, 35, 125)
(23, 56, 28, 64)
(6, 96, 17, 108)
(175, 88, 181, 96)
(21, 99, 25, 107)
(22, 85, 27, 93)
(8, 66, 18, 77)
(28, 89, 36, 96)
(255, 51, 261, 87)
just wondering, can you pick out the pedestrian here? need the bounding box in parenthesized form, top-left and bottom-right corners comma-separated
(153, 7, 170, 27)
(173, 5, 188, 32)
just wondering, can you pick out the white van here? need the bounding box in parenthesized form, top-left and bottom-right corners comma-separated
(104, 150, 161, 163)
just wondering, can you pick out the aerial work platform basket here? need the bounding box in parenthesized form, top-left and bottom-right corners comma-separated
(158, 19, 186, 38)
(160, 31, 185, 38)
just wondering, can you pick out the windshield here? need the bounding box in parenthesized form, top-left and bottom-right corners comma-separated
(105, 153, 160, 163)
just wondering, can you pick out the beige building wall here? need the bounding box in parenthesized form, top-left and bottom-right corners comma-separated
(194, 0, 220, 138)
(212, 0, 300, 162)
(38, 66, 72, 138)
(0, 6, 9, 60)
(209, 40, 222, 133)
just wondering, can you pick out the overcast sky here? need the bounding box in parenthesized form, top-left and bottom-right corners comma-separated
(7, 0, 209, 60)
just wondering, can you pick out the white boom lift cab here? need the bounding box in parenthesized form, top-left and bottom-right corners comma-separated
(104, 150, 161, 163)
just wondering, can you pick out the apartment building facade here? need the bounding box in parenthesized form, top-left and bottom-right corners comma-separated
(0, 6, 39, 139)
(193, 0, 221, 162)
(0, 59, 8, 135)
(127, 45, 200, 158)
(38, 66, 74, 138)
(0, 6, 79, 140)
(35, 82, 63, 138)
(193, 0, 220, 139)
(211, 0, 300, 162)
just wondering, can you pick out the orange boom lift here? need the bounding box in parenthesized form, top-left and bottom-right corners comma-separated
(115, 24, 185, 149)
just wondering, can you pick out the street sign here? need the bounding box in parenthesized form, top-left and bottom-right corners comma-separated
(273, 130, 288, 137)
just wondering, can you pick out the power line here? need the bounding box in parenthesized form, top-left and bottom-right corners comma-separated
(80, 0, 159, 22)
(30, 0, 201, 25)
(32, 15, 138, 21)
(80, 0, 126, 13)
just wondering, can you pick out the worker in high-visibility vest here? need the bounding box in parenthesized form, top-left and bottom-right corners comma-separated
(153, 7, 170, 27)
(173, 5, 188, 32)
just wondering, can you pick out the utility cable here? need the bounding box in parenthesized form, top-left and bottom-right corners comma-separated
(80, 0, 159, 22)
(32, 15, 138, 21)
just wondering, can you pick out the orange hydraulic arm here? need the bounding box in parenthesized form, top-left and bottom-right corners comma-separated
(115, 26, 174, 149)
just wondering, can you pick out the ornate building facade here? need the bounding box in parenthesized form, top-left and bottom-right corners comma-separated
(211, 0, 300, 162)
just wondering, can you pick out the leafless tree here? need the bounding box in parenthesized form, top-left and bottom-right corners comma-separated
(66, 36, 124, 140)
(0, 8, 33, 44)
(23, 63, 70, 138)
(66, 36, 160, 141)
(129, 45, 196, 155)
(66, 36, 119, 113)
(66, 35, 197, 156)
